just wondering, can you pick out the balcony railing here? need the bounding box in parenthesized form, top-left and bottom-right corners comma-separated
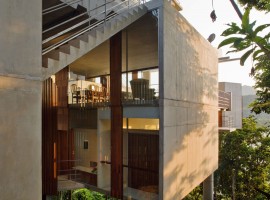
(68, 70, 159, 108)
(218, 90, 231, 111)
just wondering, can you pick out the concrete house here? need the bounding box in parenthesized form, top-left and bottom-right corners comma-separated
(0, 0, 218, 199)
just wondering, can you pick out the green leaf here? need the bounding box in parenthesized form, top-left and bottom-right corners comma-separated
(254, 24, 270, 35)
(242, 9, 250, 32)
(249, 20, 257, 32)
(253, 49, 264, 60)
(240, 48, 254, 66)
(218, 37, 243, 49)
(234, 38, 244, 46)
(221, 23, 242, 36)
(254, 36, 268, 45)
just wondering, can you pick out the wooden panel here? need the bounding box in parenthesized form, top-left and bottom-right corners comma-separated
(42, 78, 57, 196)
(128, 133, 159, 192)
(57, 131, 69, 175)
(69, 129, 75, 170)
(69, 108, 97, 129)
(55, 67, 69, 131)
(218, 110, 222, 127)
(110, 32, 123, 199)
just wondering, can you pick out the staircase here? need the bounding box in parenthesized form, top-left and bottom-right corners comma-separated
(42, 0, 150, 79)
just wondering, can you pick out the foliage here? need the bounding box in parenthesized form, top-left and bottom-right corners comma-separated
(72, 189, 92, 200)
(238, 0, 270, 11)
(183, 184, 203, 200)
(215, 117, 270, 200)
(218, 8, 270, 114)
(56, 188, 120, 200)
(185, 117, 270, 199)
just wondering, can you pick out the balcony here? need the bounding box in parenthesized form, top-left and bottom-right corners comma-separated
(218, 90, 236, 131)
(218, 90, 231, 111)
(68, 68, 159, 108)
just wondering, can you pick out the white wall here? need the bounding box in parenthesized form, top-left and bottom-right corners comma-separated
(74, 129, 98, 167)
(0, 0, 42, 199)
(97, 119, 111, 190)
(160, 1, 218, 199)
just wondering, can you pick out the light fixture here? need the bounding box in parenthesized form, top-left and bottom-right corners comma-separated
(210, 0, 217, 22)
(207, 33, 216, 43)
(210, 10, 217, 22)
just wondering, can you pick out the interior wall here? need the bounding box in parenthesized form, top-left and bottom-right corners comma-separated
(74, 129, 98, 167)
(97, 119, 111, 190)
(123, 118, 159, 130)
(122, 13, 158, 72)
(161, 1, 218, 199)
(0, 0, 42, 199)
(69, 13, 158, 77)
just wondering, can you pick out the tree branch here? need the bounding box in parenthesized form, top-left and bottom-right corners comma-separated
(254, 187, 270, 199)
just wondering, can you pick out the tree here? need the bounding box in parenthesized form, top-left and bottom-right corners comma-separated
(215, 117, 270, 200)
(183, 117, 270, 199)
(238, 0, 270, 11)
(218, 7, 270, 114)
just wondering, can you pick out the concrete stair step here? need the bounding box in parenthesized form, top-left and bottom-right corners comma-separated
(42, 4, 148, 79)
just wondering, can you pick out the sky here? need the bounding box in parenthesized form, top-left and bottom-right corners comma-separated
(179, 0, 270, 86)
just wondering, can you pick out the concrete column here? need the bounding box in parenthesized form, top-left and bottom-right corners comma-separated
(0, 0, 42, 199)
(203, 174, 214, 200)
(0, 76, 42, 200)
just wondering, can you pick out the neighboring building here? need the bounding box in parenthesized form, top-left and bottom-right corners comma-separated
(0, 1, 218, 200)
(218, 82, 242, 131)
(242, 85, 270, 125)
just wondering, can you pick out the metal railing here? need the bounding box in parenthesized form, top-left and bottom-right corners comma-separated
(42, 0, 147, 55)
(218, 90, 231, 111)
(221, 115, 234, 128)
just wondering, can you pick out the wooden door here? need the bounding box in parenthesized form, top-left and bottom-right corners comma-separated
(128, 133, 159, 191)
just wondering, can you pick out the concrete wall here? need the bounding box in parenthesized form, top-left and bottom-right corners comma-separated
(0, 77, 42, 200)
(160, 1, 218, 199)
(74, 129, 98, 167)
(219, 82, 242, 129)
(0, 1, 42, 199)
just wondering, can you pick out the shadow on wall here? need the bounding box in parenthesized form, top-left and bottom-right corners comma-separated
(162, 3, 218, 199)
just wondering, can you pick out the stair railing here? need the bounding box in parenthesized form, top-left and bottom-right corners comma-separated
(42, 0, 148, 55)
(43, 0, 84, 15)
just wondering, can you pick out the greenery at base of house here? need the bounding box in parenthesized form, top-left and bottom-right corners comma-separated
(51, 188, 119, 200)
(185, 117, 270, 199)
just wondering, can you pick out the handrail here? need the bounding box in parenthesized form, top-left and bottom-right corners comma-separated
(57, 159, 82, 162)
(42, 0, 143, 55)
(42, 0, 115, 34)
(43, 0, 83, 15)
(42, 12, 117, 55)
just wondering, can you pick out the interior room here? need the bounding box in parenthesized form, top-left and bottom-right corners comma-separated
(56, 12, 160, 200)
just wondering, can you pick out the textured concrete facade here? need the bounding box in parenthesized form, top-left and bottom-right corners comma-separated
(160, 1, 218, 199)
(0, 0, 42, 199)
